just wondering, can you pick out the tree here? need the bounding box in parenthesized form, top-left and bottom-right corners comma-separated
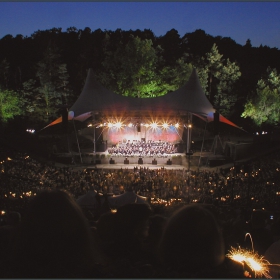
(194, 44, 241, 116)
(156, 29, 183, 67)
(244, 39, 252, 48)
(36, 42, 70, 121)
(159, 53, 193, 93)
(242, 67, 280, 126)
(0, 88, 22, 123)
(22, 42, 71, 124)
(99, 35, 163, 97)
(0, 58, 10, 89)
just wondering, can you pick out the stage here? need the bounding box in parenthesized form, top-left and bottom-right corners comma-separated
(53, 150, 234, 170)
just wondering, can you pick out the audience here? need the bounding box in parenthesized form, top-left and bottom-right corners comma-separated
(157, 204, 225, 277)
(5, 190, 102, 278)
(1, 146, 280, 278)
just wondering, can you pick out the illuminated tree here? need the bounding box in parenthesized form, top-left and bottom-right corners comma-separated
(159, 53, 193, 92)
(242, 67, 280, 126)
(0, 88, 22, 123)
(99, 34, 163, 97)
(23, 42, 70, 123)
(194, 44, 241, 115)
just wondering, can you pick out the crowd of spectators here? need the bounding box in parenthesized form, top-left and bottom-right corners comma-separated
(1, 143, 280, 278)
(107, 139, 178, 157)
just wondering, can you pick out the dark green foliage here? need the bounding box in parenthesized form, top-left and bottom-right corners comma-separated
(0, 27, 279, 128)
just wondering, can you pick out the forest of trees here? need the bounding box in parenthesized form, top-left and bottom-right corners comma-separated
(0, 27, 280, 131)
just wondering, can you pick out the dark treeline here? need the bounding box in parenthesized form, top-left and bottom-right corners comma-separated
(0, 27, 280, 130)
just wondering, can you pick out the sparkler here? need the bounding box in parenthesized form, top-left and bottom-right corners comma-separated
(227, 245, 271, 278)
(227, 233, 280, 279)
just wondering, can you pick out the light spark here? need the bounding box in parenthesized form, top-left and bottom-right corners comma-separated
(227, 246, 272, 278)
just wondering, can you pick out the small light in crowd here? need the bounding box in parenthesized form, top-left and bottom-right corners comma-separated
(7, 157, 12, 161)
(87, 124, 93, 127)
(26, 128, 35, 133)
(0, 210, 5, 215)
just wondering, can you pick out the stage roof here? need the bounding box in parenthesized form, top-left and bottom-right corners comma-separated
(44, 68, 241, 130)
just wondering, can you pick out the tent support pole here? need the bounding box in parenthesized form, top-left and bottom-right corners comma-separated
(198, 121, 208, 168)
(186, 112, 192, 172)
(72, 119, 83, 164)
(91, 113, 97, 166)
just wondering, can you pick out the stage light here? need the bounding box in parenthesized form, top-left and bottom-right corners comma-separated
(162, 123, 169, 129)
(128, 123, 133, 127)
(188, 124, 192, 128)
(108, 123, 113, 128)
(115, 122, 122, 128)
(151, 122, 158, 129)
(175, 123, 179, 128)
(145, 123, 149, 128)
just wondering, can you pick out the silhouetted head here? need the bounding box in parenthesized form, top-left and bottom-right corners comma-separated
(147, 214, 167, 245)
(159, 204, 225, 272)
(9, 189, 97, 278)
(97, 203, 152, 260)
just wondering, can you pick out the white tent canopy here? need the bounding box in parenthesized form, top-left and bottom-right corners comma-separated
(45, 68, 241, 130)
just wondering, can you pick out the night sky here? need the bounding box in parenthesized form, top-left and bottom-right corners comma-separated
(0, 2, 279, 49)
